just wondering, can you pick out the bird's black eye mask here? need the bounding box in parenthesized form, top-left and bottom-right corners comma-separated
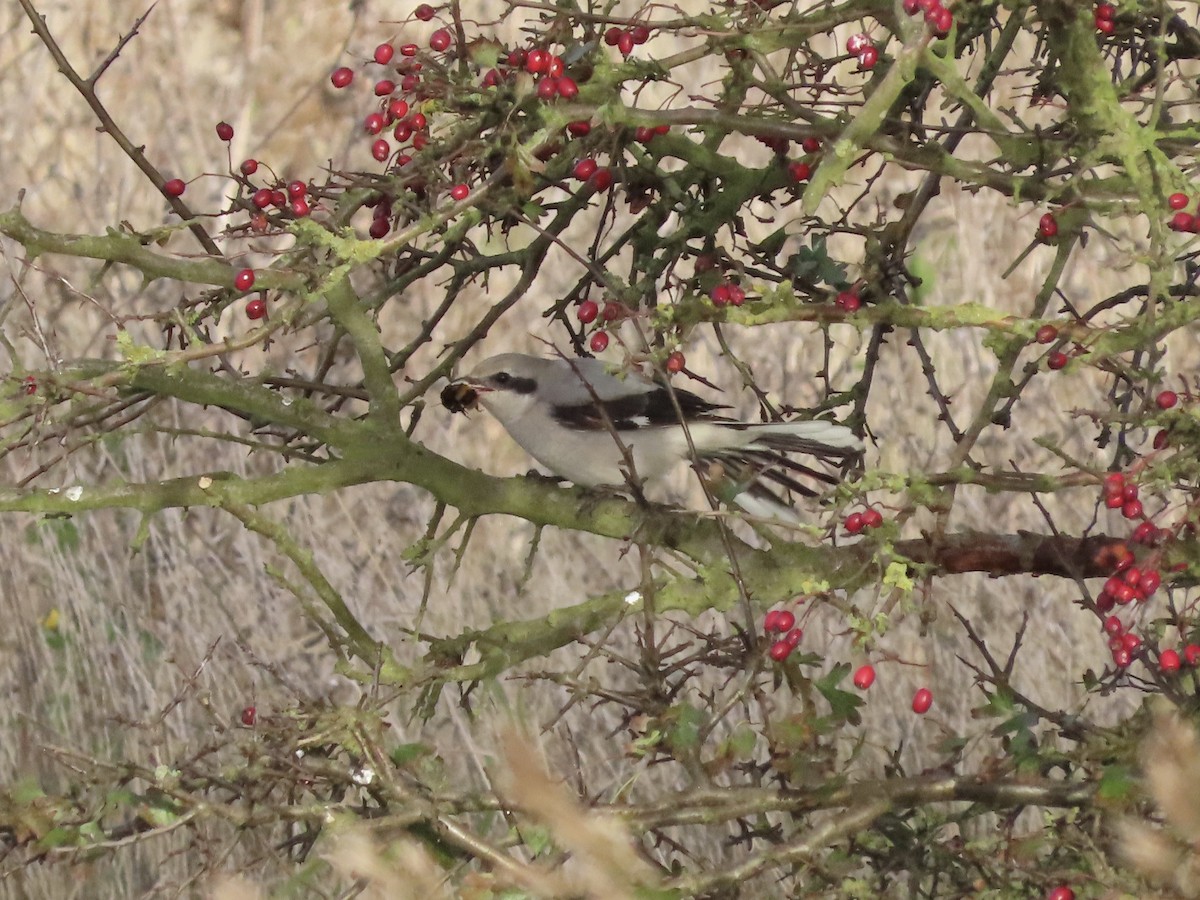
(497, 373, 537, 394)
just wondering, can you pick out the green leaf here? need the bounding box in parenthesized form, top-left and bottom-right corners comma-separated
(816, 664, 863, 722)
(1097, 765, 1136, 801)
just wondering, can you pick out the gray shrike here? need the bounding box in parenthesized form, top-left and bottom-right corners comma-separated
(444, 353, 863, 516)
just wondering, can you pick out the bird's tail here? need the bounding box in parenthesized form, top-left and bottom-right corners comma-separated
(692, 419, 864, 506)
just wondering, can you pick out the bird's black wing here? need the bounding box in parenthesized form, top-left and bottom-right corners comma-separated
(550, 384, 726, 431)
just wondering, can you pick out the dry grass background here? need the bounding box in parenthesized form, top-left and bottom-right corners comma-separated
(0, 0, 1186, 896)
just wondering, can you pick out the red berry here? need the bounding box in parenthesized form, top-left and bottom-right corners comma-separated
(801, 136, 821, 153)
(22, 376, 36, 395)
(449, 183, 470, 201)
(1103, 472, 1125, 495)
(710, 284, 731, 306)
(270, 190, 286, 207)
(372, 139, 391, 162)
(1170, 211, 1195, 231)
(1113, 647, 1132, 668)
(245, 298, 267, 320)
(387, 100, 410, 122)
(374, 43, 395, 65)
(1046, 886, 1075, 900)
(240, 159, 258, 176)
(429, 29, 451, 52)
(1121, 499, 1143, 519)
(375, 78, 396, 96)
(1038, 212, 1058, 238)
(331, 66, 354, 88)
(604, 26, 622, 46)
(410, 112, 428, 130)
(284, 181, 305, 200)
(1131, 521, 1158, 544)
(547, 56, 564, 78)
(1152, 429, 1169, 450)
(903, 0, 921, 13)
(630, 24, 651, 44)
(1095, 17, 1115, 34)
(836, 290, 861, 312)
(1094, 2, 1116, 19)
(1156, 389, 1178, 409)
(1185, 645, 1200, 666)
(588, 167, 613, 191)
(844, 512, 865, 534)
(1160, 649, 1181, 673)
(1121, 482, 1138, 501)
(400, 43, 418, 57)
(727, 285, 746, 306)
(414, 3, 435, 21)
(861, 507, 884, 529)
(290, 198, 311, 217)
(577, 300, 599, 323)
(573, 158, 598, 181)
(775, 610, 796, 633)
(665, 351, 686, 374)
(1168, 192, 1189, 210)
(364, 112, 385, 134)
(912, 688, 933, 714)
(1047, 351, 1068, 370)
(567, 120, 592, 137)
(249, 212, 269, 233)
(368, 217, 390, 239)
(617, 31, 635, 56)
(216, 121, 234, 141)
(1095, 591, 1114, 612)
(857, 45, 879, 69)
(788, 161, 812, 183)
(769, 640, 793, 662)
(1139, 569, 1161, 595)
(852, 664, 876, 690)
(784, 627, 803, 647)
(252, 188, 273, 209)
(526, 49, 549, 74)
(234, 268, 256, 292)
(557, 76, 579, 100)
(1035, 324, 1058, 343)
(162, 178, 186, 197)
(241, 706, 257, 726)
(536, 77, 558, 100)
(1103, 615, 1123, 637)
(589, 331, 610, 353)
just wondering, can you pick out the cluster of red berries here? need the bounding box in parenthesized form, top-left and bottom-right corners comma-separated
(573, 300, 621, 352)
(1093, 2, 1116, 34)
(1101, 471, 1144, 520)
(846, 33, 879, 70)
(603, 23, 651, 57)
(633, 123, 671, 144)
(843, 507, 884, 534)
(764, 614, 931, 714)
(901, 0, 954, 37)
(571, 157, 614, 192)
(709, 281, 747, 307)
(1167, 191, 1200, 232)
(763, 608, 803, 660)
